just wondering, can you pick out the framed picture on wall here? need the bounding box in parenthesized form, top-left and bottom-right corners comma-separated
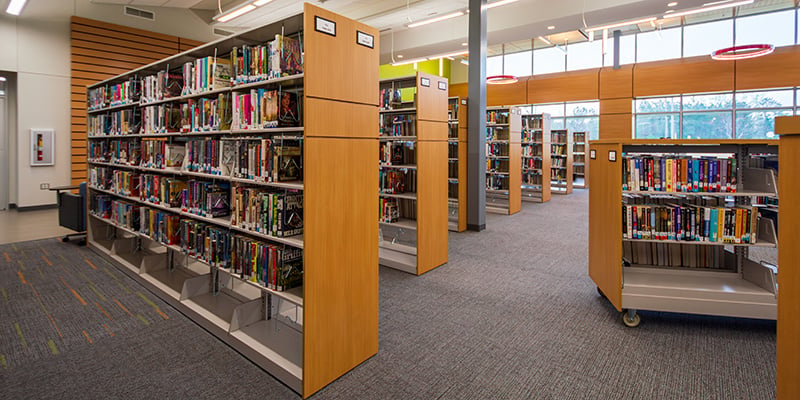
(30, 129, 54, 166)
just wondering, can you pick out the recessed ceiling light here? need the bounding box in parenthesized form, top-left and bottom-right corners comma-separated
(397, 55, 404, 58)
(461, 42, 468, 46)
(407, 11, 464, 28)
(547, 25, 555, 30)
(665, 10, 675, 13)
(667, 2, 678, 6)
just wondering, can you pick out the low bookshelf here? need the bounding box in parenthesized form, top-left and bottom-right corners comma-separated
(378, 72, 449, 275)
(485, 106, 522, 215)
(85, 5, 379, 397)
(550, 129, 573, 195)
(521, 113, 551, 203)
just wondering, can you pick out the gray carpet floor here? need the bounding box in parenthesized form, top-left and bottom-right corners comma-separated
(0, 189, 776, 399)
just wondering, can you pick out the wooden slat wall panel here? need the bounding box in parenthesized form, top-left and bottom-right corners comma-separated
(487, 77, 528, 106)
(599, 65, 633, 100)
(736, 46, 800, 91)
(70, 16, 204, 182)
(600, 98, 632, 115)
(448, 83, 468, 99)
(599, 114, 632, 140)
(528, 69, 600, 104)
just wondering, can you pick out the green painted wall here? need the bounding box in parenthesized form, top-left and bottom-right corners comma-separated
(379, 59, 452, 102)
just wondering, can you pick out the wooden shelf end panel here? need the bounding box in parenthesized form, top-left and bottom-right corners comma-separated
(303, 137, 379, 397)
(417, 140, 449, 275)
(305, 97, 378, 139)
(457, 141, 468, 232)
(588, 142, 623, 311)
(416, 72, 449, 123)
(508, 142, 522, 215)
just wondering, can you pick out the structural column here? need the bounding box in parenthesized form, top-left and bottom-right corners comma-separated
(467, 0, 487, 231)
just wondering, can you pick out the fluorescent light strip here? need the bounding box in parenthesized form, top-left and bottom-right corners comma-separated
(407, 11, 464, 28)
(586, 17, 657, 32)
(486, 0, 520, 9)
(6, 0, 27, 16)
(392, 57, 428, 66)
(665, 0, 753, 18)
(216, 4, 256, 22)
(538, 36, 553, 45)
(253, 0, 274, 5)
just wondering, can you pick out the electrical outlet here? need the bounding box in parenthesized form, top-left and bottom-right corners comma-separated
(40, 183, 50, 190)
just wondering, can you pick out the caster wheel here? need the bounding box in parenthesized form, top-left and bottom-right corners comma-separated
(61, 237, 70, 243)
(622, 311, 641, 328)
(596, 286, 607, 299)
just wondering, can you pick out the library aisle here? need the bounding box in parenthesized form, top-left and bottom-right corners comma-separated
(0, 190, 776, 399)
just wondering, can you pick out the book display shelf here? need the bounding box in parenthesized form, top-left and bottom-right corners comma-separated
(588, 139, 781, 328)
(550, 129, 573, 194)
(447, 96, 468, 232)
(378, 72, 449, 275)
(84, 4, 379, 397)
(521, 113, 551, 203)
(573, 131, 588, 189)
(486, 106, 522, 215)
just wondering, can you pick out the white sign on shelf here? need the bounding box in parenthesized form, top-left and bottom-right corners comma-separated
(30, 129, 54, 166)
(315, 16, 336, 36)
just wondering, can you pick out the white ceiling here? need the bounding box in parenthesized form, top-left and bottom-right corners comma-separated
(86, 0, 794, 63)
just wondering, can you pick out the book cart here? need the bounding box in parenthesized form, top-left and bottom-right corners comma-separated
(589, 139, 780, 328)
(573, 131, 588, 188)
(85, 4, 379, 397)
(447, 96, 468, 232)
(378, 72, 449, 275)
(521, 113, 551, 203)
(485, 106, 522, 214)
(550, 129, 573, 194)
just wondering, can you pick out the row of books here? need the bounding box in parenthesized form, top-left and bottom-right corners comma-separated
(487, 143, 509, 157)
(622, 155, 738, 193)
(88, 79, 139, 110)
(522, 116, 544, 130)
(142, 104, 182, 134)
(141, 139, 184, 169)
(379, 197, 416, 222)
(486, 128, 509, 141)
(522, 173, 544, 186)
(379, 89, 403, 110)
(380, 114, 415, 137)
(523, 158, 543, 170)
(448, 162, 458, 179)
(624, 241, 731, 269)
(551, 131, 568, 143)
(551, 144, 567, 155)
(552, 158, 567, 168)
(231, 187, 303, 238)
(486, 175, 509, 190)
(486, 110, 509, 124)
(521, 146, 542, 157)
(622, 204, 760, 244)
(447, 142, 458, 159)
(551, 169, 568, 181)
(448, 181, 458, 199)
(487, 159, 508, 173)
(522, 131, 543, 142)
(182, 56, 232, 95)
(87, 141, 140, 165)
(88, 109, 141, 136)
(230, 35, 303, 84)
(231, 90, 301, 130)
(448, 124, 458, 139)
(141, 71, 182, 104)
(380, 141, 415, 165)
(379, 169, 416, 194)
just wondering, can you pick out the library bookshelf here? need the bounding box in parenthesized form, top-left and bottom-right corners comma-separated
(550, 129, 573, 195)
(486, 106, 522, 215)
(447, 96, 468, 232)
(775, 116, 799, 400)
(521, 113, 551, 203)
(84, 4, 379, 397)
(572, 131, 588, 189)
(588, 139, 780, 328)
(378, 72, 449, 275)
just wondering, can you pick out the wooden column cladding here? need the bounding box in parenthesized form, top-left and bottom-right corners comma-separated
(70, 16, 202, 184)
(599, 65, 633, 140)
(775, 116, 800, 400)
(302, 3, 379, 396)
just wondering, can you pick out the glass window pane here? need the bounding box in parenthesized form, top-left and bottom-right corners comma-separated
(636, 27, 681, 63)
(635, 96, 680, 113)
(487, 56, 503, 77)
(533, 47, 566, 75)
(566, 40, 602, 71)
(736, 109, 793, 139)
(635, 114, 680, 139)
(603, 34, 636, 67)
(503, 51, 532, 77)
(683, 19, 733, 58)
(682, 111, 733, 139)
(736, 9, 795, 47)
(736, 89, 795, 109)
(683, 93, 733, 111)
(566, 117, 599, 140)
(566, 101, 600, 116)
(532, 103, 565, 117)
(518, 105, 533, 115)
(551, 118, 565, 130)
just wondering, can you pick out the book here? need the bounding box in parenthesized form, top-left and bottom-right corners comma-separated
(277, 91, 301, 127)
(274, 139, 302, 181)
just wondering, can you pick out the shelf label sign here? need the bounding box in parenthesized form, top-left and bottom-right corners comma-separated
(438, 81, 447, 91)
(420, 77, 431, 87)
(590, 149, 596, 159)
(315, 16, 336, 36)
(608, 150, 617, 162)
(356, 31, 374, 48)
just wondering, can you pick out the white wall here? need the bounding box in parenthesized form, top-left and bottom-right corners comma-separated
(0, 0, 216, 207)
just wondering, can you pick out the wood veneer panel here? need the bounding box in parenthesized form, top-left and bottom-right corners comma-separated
(457, 98, 468, 132)
(417, 139, 448, 274)
(71, 24, 178, 49)
(71, 47, 158, 65)
(305, 97, 377, 139)
(487, 77, 527, 107)
(416, 120, 447, 143)
(508, 141, 521, 215)
(599, 65, 632, 100)
(588, 142, 623, 310)
(449, 83, 468, 99)
(600, 98, 632, 115)
(72, 62, 130, 76)
(71, 16, 178, 42)
(71, 32, 176, 56)
(777, 117, 800, 400)
(599, 114, 632, 140)
(71, 40, 165, 61)
(304, 3, 379, 106)
(528, 69, 600, 104)
(417, 73, 448, 123)
(737, 46, 800, 91)
(633, 55, 734, 97)
(303, 137, 378, 397)
(457, 135, 468, 232)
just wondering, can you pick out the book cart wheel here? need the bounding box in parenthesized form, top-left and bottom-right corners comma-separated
(621, 309, 640, 328)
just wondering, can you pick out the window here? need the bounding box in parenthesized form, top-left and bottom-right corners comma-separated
(503, 51, 532, 77)
(487, 55, 503, 77)
(566, 117, 600, 140)
(683, 19, 733, 58)
(603, 34, 636, 67)
(566, 101, 600, 116)
(737, 89, 794, 108)
(567, 40, 602, 71)
(682, 111, 733, 139)
(532, 103, 565, 117)
(683, 93, 732, 111)
(636, 27, 681, 63)
(736, 110, 793, 139)
(635, 114, 680, 139)
(533, 47, 566, 75)
(736, 9, 795, 47)
(531, 101, 599, 139)
(635, 96, 680, 113)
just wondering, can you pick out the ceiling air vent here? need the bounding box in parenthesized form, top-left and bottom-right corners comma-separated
(124, 6, 155, 21)
(213, 27, 235, 37)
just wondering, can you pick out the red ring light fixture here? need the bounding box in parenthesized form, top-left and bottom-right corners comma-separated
(711, 44, 775, 60)
(486, 75, 519, 85)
